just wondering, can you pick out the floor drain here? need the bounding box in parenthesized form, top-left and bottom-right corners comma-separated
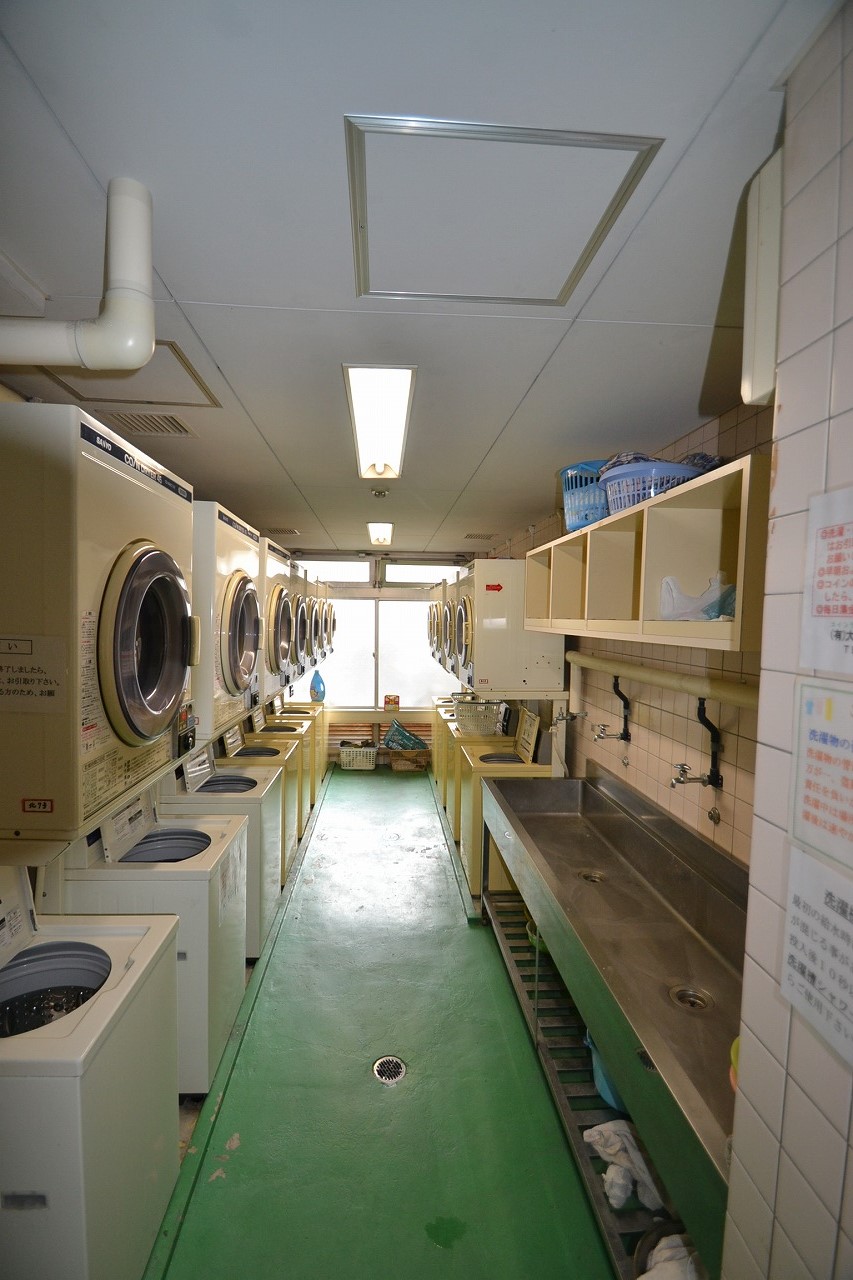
(373, 1055, 406, 1085)
(668, 985, 714, 1012)
(578, 869, 606, 883)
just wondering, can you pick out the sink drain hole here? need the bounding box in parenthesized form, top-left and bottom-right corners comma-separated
(373, 1055, 406, 1085)
(669, 985, 714, 1012)
(578, 869, 606, 883)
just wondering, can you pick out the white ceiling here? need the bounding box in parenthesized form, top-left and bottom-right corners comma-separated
(0, 0, 837, 556)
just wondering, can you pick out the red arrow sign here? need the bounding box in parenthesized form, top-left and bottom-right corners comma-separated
(485, 583, 503, 592)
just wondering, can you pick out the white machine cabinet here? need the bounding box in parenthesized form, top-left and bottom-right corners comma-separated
(453, 559, 564, 691)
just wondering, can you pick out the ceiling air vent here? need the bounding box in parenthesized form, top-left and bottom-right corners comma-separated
(99, 411, 195, 438)
(464, 532, 495, 541)
(267, 527, 300, 538)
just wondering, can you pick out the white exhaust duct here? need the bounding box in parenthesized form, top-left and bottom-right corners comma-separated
(0, 177, 155, 370)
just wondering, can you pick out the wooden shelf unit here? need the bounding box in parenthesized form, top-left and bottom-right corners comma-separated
(524, 454, 770, 651)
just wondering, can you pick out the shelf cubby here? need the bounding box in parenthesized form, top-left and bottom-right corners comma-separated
(524, 454, 770, 652)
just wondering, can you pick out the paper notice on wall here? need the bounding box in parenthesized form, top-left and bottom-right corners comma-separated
(800, 485, 853, 675)
(0, 636, 67, 713)
(791, 678, 853, 871)
(782, 844, 853, 1066)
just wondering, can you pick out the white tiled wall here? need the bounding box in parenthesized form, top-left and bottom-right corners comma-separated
(723, 8, 853, 1277)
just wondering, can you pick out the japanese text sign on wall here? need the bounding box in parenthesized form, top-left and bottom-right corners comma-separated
(791, 678, 853, 871)
(800, 484, 853, 675)
(783, 845, 853, 1067)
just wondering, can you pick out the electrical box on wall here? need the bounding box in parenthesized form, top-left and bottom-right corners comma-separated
(741, 147, 782, 407)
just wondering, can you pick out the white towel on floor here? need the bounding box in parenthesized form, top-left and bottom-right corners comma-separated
(641, 1233, 708, 1278)
(582, 1118, 663, 1210)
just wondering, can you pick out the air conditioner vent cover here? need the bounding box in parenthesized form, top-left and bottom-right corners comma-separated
(100, 411, 195, 438)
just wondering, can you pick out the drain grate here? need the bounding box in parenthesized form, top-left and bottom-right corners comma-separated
(373, 1055, 406, 1085)
(668, 985, 714, 1012)
(578, 869, 606, 883)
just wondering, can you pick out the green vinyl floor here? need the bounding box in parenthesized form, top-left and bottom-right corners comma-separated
(145, 766, 612, 1280)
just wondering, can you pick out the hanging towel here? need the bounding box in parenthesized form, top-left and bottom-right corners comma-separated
(641, 1233, 708, 1278)
(582, 1118, 663, 1210)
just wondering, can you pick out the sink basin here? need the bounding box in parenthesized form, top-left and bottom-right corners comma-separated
(482, 772, 747, 1184)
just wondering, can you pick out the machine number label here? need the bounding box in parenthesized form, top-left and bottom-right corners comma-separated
(22, 798, 54, 813)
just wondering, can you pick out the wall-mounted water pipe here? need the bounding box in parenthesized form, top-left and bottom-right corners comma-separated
(592, 676, 631, 743)
(671, 697, 724, 790)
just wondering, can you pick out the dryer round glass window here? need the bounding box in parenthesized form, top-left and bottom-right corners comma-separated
(267, 584, 292, 678)
(220, 571, 261, 695)
(98, 541, 193, 745)
(456, 595, 473, 668)
(291, 595, 308, 667)
(304, 598, 320, 660)
(442, 601, 455, 660)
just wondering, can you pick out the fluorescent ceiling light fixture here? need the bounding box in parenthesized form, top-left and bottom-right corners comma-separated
(344, 364, 415, 479)
(368, 522, 394, 546)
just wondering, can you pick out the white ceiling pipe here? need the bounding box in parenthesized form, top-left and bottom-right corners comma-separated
(0, 178, 155, 370)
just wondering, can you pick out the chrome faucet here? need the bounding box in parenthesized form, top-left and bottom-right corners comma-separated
(554, 709, 587, 724)
(671, 763, 712, 788)
(593, 722, 623, 742)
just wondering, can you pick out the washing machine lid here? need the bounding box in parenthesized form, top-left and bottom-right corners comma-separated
(99, 790, 158, 862)
(181, 746, 217, 793)
(98, 540, 194, 746)
(0, 865, 38, 962)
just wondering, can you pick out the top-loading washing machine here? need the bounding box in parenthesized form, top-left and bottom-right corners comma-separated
(242, 706, 313, 836)
(0, 403, 198, 841)
(41, 788, 248, 1095)
(216, 724, 300, 881)
(452, 560, 565, 692)
(192, 501, 262, 745)
(258, 537, 294, 700)
(157, 743, 282, 958)
(0, 842, 179, 1280)
(458, 709, 551, 897)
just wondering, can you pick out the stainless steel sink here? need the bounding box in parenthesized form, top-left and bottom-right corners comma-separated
(482, 771, 748, 1181)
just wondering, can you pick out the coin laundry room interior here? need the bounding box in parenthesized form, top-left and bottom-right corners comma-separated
(1, 3, 853, 1279)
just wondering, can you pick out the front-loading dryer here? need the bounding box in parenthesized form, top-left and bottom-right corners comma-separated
(0, 404, 198, 841)
(157, 744, 282, 958)
(258, 537, 293, 700)
(41, 788, 248, 1094)
(192, 502, 262, 745)
(0, 844, 179, 1280)
(288, 571, 310, 680)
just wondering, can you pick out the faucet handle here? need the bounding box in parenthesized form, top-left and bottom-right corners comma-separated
(593, 722, 609, 741)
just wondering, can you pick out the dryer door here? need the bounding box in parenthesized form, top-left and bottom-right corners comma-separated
(441, 600, 455, 665)
(291, 595, 308, 670)
(305, 598, 321, 663)
(220, 571, 261, 695)
(98, 541, 193, 745)
(267, 583, 293, 680)
(455, 595, 474, 669)
(326, 603, 336, 651)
